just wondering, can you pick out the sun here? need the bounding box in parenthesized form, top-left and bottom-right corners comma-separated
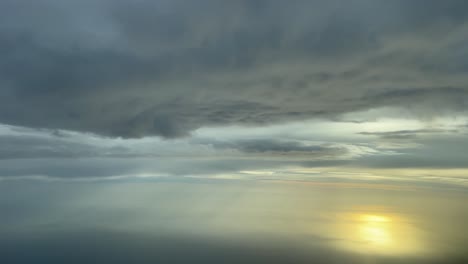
(333, 211, 424, 256)
(358, 214, 392, 246)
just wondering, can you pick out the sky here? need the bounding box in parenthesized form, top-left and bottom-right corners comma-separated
(1, 0, 468, 263)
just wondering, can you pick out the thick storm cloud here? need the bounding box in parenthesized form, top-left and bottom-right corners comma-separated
(1, 0, 468, 137)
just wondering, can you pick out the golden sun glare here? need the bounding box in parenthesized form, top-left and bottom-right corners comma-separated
(358, 214, 392, 246)
(333, 211, 424, 256)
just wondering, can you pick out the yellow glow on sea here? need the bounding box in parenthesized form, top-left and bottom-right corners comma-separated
(329, 210, 426, 256)
(358, 214, 392, 247)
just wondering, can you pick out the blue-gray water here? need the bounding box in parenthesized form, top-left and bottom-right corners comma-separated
(2, 179, 467, 264)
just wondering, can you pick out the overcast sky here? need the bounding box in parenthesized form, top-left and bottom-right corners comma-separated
(1, 1, 468, 263)
(0, 0, 467, 186)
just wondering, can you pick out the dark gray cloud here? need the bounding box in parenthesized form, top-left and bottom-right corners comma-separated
(358, 128, 458, 139)
(0, 125, 357, 179)
(0, 129, 350, 160)
(0, 135, 103, 159)
(1, 0, 468, 137)
(199, 138, 348, 158)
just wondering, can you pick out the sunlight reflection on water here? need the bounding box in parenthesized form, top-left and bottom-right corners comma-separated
(329, 208, 425, 256)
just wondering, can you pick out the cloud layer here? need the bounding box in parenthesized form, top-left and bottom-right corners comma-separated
(1, 0, 468, 137)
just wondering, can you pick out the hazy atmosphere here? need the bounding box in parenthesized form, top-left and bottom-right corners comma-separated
(1, 1, 468, 263)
